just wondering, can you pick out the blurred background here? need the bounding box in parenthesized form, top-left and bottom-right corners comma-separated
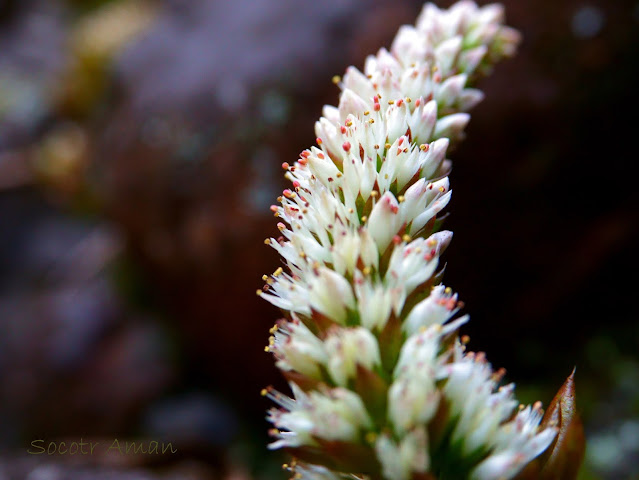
(0, 0, 637, 478)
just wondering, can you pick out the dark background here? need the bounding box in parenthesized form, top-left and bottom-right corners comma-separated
(0, 0, 637, 478)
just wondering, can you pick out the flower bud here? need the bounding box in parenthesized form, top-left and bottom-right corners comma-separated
(272, 319, 328, 379)
(267, 384, 373, 449)
(409, 99, 438, 143)
(354, 270, 393, 331)
(459, 45, 488, 74)
(403, 285, 460, 335)
(434, 35, 463, 75)
(436, 73, 468, 108)
(324, 327, 381, 386)
(338, 88, 369, 122)
(342, 66, 375, 102)
(457, 88, 485, 111)
(433, 112, 471, 141)
(308, 267, 356, 324)
(367, 192, 401, 253)
(404, 177, 451, 235)
(419, 137, 449, 179)
(375, 428, 429, 480)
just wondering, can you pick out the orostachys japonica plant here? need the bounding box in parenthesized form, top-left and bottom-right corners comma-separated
(256, 2, 584, 479)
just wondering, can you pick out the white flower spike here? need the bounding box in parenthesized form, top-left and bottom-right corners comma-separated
(258, 2, 562, 480)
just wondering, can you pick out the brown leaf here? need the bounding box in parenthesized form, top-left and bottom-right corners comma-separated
(538, 368, 586, 480)
(378, 311, 403, 373)
(354, 364, 388, 424)
(288, 439, 381, 475)
(512, 460, 541, 480)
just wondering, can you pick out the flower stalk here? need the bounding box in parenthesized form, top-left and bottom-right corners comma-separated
(257, 2, 581, 479)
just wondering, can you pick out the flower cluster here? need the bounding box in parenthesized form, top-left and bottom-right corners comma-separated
(258, 2, 557, 479)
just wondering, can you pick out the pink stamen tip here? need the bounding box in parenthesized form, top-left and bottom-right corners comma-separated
(342, 142, 351, 152)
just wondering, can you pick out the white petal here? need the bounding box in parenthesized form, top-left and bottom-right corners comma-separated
(367, 192, 401, 252)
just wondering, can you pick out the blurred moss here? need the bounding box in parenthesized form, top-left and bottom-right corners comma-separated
(57, 0, 157, 118)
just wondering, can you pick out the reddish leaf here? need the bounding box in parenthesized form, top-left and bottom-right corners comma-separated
(538, 368, 586, 480)
(288, 439, 381, 475)
(281, 370, 322, 392)
(513, 460, 541, 480)
(378, 311, 403, 373)
(354, 364, 388, 424)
